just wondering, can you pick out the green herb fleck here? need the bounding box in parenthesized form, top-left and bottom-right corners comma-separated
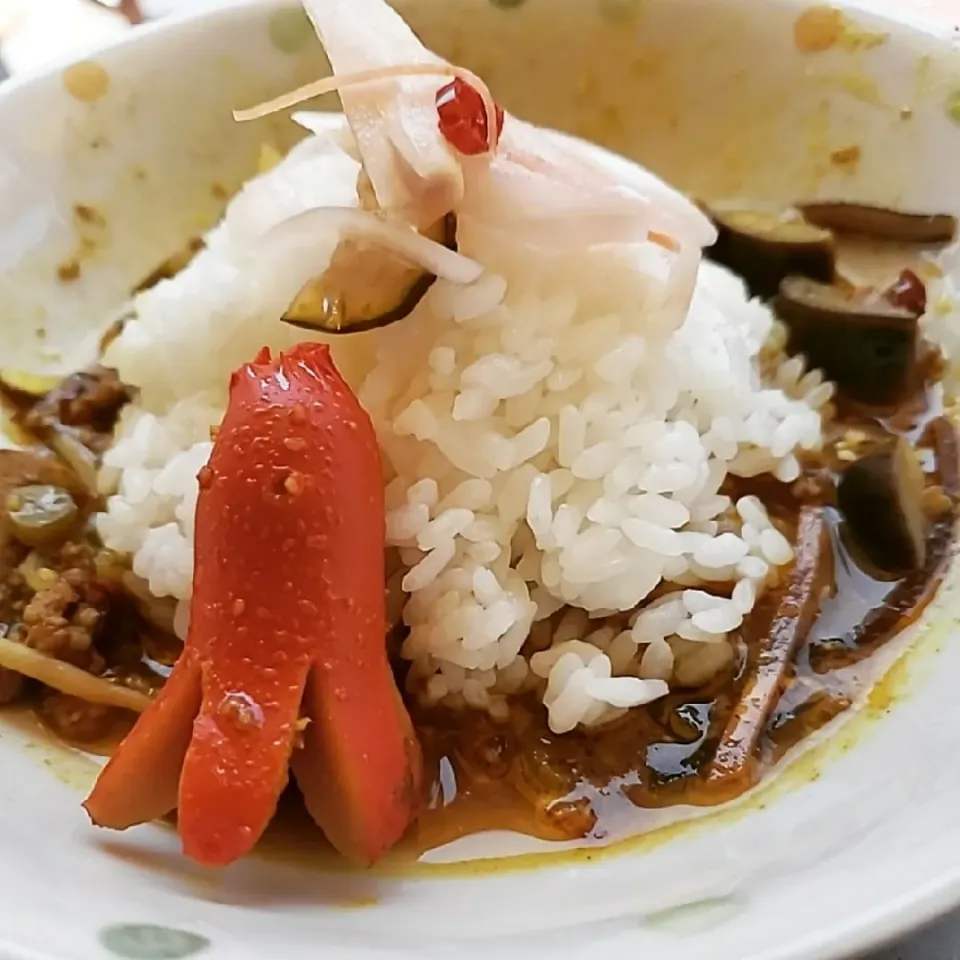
(99, 925, 210, 960)
(490, 0, 527, 9)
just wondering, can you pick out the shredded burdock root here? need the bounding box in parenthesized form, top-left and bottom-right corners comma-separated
(0, 637, 150, 713)
(234, 63, 502, 159)
(705, 507, 832, 797)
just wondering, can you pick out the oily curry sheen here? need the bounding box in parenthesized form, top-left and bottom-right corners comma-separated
(408, 521, 954, 850)
(402, 403, 959, 851)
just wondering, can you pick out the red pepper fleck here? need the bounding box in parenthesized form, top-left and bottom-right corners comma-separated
(885, 268, 927, 317)
(436, 77, 505, 156)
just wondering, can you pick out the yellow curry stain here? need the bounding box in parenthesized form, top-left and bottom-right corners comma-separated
(794, 7, 888, 56)
(794, 6, 846, 54)
(63, 62, 110, 104)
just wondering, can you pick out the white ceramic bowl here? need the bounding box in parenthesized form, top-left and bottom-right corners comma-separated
(2, 2, 960, 958)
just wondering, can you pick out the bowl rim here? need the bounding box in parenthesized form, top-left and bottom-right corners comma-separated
(1, 2, 960, 960)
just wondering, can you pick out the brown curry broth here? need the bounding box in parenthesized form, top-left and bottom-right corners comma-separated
(403, 409, 955, 852)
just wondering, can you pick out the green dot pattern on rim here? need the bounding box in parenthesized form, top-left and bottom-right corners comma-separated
(269, 6, 315, 54)
(946, 90, 960, 126)
(99, 925, 211, 960)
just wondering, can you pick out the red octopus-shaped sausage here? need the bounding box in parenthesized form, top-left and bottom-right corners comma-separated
(85, 343, 422, 866)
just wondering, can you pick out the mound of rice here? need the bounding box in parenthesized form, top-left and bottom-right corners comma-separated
(97, 131, 837, 734)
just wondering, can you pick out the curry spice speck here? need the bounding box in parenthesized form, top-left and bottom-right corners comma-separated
(794, 6, 886, 54)
(56, 260, 81, 284)
(830, 145, 862, 170)
(73, 205, 106, 228)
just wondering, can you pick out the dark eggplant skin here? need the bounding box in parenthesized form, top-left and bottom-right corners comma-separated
(282, 214, 457, 335)
(799, 202, 957, 245)
(837, 437, 928, 574)
(774, 276, 919, 407)
(704, 208, 836, 301)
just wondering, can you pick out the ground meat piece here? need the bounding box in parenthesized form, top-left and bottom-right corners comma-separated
(52, 539, 98, 577)
(38, 692, 123, 743)
(0, 669, 24, 705)
(0, 540, 30, 625)
(24, 366, 130, 454)
(20, 552, 107, 670)
(48, 367, 128, 431)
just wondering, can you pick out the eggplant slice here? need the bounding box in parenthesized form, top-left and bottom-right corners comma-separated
(704, 206, 835, 300)
(774, 276, 919, 407)
(282, 214, 457, 335)
(837, 436, 929, 574)
(799, 202, 957, 245)
(810, 418, 959, 674)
